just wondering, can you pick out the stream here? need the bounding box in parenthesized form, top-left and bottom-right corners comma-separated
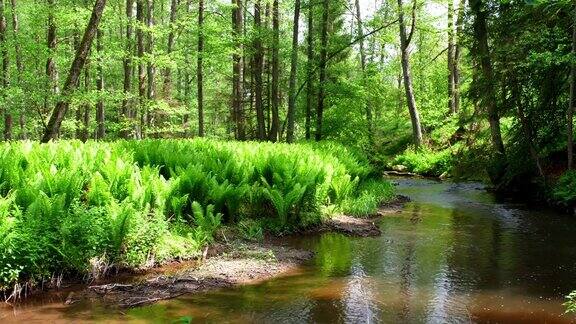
(2, 177, 576, 323)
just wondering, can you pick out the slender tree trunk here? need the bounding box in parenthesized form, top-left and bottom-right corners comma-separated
(305, 0, 314, 140)
(254, 0, 265, 140)
(513, 83, 544, 179)
(232, 0, 245, 140)
(197, 0, 204, 137)
(454, 0, 465, 115)
(470, 0, 505, 163)
(0, 0, 10, 140)
(286, 0, 301, 143)
(41, 0, 107, 143)
(163, 0, 177, 97)
(315, 0, 329, 141)
(45, 0, 59, 115)
(136, 0, 146, 138)
(568, 4, 575, 170)
(77, 64, 90, 142)
(10, 0, 24, 139)
(122, 0, 134, 138)
(397, 0, 423, 147)
(447, 0, 456, 115)
(146, 0, 155, 128)
(95, 29, 105, 139)
(269, 0, 280, 142)
(355, 0, 373, 144)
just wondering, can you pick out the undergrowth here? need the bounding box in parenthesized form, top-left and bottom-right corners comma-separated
(0, 139, 393, 291)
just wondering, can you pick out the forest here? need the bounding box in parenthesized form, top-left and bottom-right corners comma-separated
(1, 0, 576, 321)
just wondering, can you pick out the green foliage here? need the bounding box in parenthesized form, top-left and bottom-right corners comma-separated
(553, 171, 576, 206)
(341, 180, 395, 217)
(565, 291, 576, 314)
(391, 148, 454, 177)
(0, 139, 390, 289)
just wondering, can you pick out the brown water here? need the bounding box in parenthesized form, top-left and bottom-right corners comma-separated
(2, 178, 576, 323)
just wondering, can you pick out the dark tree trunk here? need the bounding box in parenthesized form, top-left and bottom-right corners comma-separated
(315, 0, 329, 142)
(269, 0, 280, 142)
(470, 0, 506, 163)
(232, 0, 245, 140)
(448, 0, 456, 115)
(253, 0, 265, 140)
(0, 0, 10, 140)
(355, 0, 373, 144)
(136, 0, 146, 138)
(10, 0, 25, 139)
(146, 0, 155, 128)
(95, 29, 105, 139)
(163, 0, 177, 97)
(397, 0, 423, 147)
(286, 0, 301, 143)
(305, 0, 314, 140)
(454, 0, 464, 115)
(197, 0, 204, 137)
(121, 0, 134, 138)
(45, 0, 59, 114)
(41, 0, 107, 143)
(569, 4, 575, 170)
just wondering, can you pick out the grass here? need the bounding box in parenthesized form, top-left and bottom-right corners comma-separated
(0, 139, 393, 291)
(389, 147, 454, 177)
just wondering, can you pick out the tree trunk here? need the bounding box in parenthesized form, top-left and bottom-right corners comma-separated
(121, 0, 134, 138)
(10, 0, 25, 139)
(45, 0, 59, 114)
(136, 0, 146, 138)
(232, 0, 245, 140)
(0, 0, 10, 141)
(286, 0, 301, 143)
(305, 0, 314, 140)
(163, 0, 177, 97)
(95, 29, 105, 139)
(269, 0, 280, 142)
(315, 0, 329, 142)
(41, 0, 107, 143)
(568, 4, 575, 170)
(355, 0, 373, 144)
(397, 0, 423, 147)
(470, 0, 506, 163)
(454, 0, 465, 115)
(146, 0, 155, 128)
(253, 0, 265, 140)
(197, 0, 204, 137)
(447, 0, 456, 115)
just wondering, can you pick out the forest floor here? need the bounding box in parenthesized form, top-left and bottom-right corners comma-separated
(65, 195, 410, 308)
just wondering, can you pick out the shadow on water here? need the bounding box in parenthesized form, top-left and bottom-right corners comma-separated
(2, 177, 576, 323)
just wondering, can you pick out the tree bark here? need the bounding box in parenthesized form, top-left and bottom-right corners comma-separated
(136, 0, 146, 138)
(305, 0, 314, 140)
(355, 0, 373, 144)
(95, 28, 105, 139)
(286, 0, 301, 143)
(470, 0, 505, 162)
(568, 4, 575, 170)
(163, 0, 177, 97)
(146, 0, 155, 128)
(315, 0, 329, 141)
(0, 0, 10, 140)
(454, 0, 465, 115)
(10, 0, 24, 139)
(121, 0, 134, 138)
(41, 0, 107, 143)
(447, 0, 456, 115)
(253, 0, 265, 140)
(269, 0, 280, 142)
(45, 0, 59, 115)
(397, 0, 423, 147)
(197, 0, 204, 137)
(232, 0, 245, 140)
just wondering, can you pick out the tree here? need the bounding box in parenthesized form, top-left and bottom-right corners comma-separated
(269, 0, 280, 142)
(163, 0, 177, 97)
(305, 0, 314, 140)
(397, 0, 423, 147)
(197, 0, 205, 137)
(286, 0, 301, 143)
(95, 29, 105, 139)
(232, 0, 245, 140)
(447, 0, 456, 115)
(569, 3, 575, 170)
(469, 0, 505, 168)
(121, 0, 134, 138)
(354, 0, 373, 144)
(0, 0, 10, 140)
(41, 0, 108, 143)
(253, 0, 266, 140)
(315, 0, 329, 141)
(136, 0, 146, 138)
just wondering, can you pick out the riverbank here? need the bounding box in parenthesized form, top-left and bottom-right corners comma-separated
(46, 196, 410, 309)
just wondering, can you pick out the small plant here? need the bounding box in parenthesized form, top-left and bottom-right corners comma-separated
(565, 291, 576, 314)
(238, 219, 264, 241)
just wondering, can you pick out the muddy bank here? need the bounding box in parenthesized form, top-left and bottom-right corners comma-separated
(316, 195, 411, 237)
(72, 242, 313, 308)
